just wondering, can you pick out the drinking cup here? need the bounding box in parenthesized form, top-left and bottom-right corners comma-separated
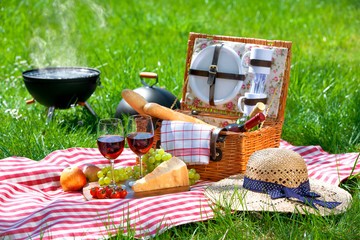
(238, 93, 267, 116)
(242, 48, 273, 75)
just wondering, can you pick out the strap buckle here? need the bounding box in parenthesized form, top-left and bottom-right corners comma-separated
(209, 65, 218, 74)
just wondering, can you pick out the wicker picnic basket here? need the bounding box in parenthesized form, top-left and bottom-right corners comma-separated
(154, 32, 292, 181)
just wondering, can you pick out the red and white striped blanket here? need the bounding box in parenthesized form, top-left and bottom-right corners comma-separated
(0, 140, 359, 239)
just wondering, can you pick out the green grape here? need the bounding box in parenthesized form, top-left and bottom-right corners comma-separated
(133, 165, 140, 171)
(147, 164, 155, 172)
(148, 148, 155, 154)
(188, 171, 195, 179)
(165, 153, 172, 160)
(104, 176, 111, 185)
(119, 168, 125, 174)
(194, 173, 201, 181)
(101, 170, 108, 176)
(155, 154, 162, 161)
(97, 171, 104, 178)
(189, 168, 196, 174)
(134, 172, 140, 179)
(189, 179, 195, 186)
(127, 171, 134, 178)
(98, 177, 105, 185)
(154, 162, 161, 168)
(118, 174, 125, 181)
(115, 175, 120, 182)
(148, 156, 155, 163)
(106, 171, 112, 178)
(158, 148, 165, 155)
(125, 166, 132, 172)
(161, 154, 168, 161)
(142, 154, 149, 161)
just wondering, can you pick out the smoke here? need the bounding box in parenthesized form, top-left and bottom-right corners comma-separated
(29, 0, 107, 68)
(89, 1, 107, 29)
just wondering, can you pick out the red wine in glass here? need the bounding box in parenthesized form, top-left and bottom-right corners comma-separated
(97, 118, 124, 187)
(97, 135, 125, 160)
(126, 132, 154, 156)
(127, 115, 154, 179)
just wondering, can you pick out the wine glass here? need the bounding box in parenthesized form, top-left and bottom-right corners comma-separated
(97, 118, 125, 187)
(126, 115, 154, 179)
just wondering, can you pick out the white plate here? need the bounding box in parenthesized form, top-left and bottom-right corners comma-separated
(189, 45, 244, 105)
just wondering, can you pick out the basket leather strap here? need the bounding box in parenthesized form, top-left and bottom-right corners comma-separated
(244, 98, 268, 106)
(250, 59, 272, 68)
(189, 69, 245, 81)
(210, 127, 227, 161)
(207, 45, 223, 106)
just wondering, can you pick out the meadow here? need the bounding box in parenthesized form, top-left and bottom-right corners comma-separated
(0, 0, 359, 239)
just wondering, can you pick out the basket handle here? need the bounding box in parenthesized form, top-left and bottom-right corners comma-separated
(210, 127, 227, 161)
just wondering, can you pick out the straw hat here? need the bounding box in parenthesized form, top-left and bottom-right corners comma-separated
(204, 148, 352, 216)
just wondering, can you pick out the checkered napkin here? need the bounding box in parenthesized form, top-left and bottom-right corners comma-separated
(160, 120, 214, 165)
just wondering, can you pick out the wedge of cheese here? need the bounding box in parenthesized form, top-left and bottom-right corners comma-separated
(132, 157, 189, 192)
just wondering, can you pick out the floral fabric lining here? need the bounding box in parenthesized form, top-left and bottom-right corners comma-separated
(184, 38, 288, 120)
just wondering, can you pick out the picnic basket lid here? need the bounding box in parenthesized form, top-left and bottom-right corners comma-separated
(181, 33, 292, 124)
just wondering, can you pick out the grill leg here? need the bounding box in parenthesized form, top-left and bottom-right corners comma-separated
(84, 101, 98, 119)
(46, 106, 55, 125)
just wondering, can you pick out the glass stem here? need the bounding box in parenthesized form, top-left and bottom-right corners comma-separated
(110, 159, 115, 186)
(139, 156, 143, 178)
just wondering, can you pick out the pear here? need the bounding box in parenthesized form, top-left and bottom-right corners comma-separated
(82, 164, 101, 182)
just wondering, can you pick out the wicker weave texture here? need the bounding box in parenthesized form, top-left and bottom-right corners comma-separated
(190, 122, 282, 181)
(154, 121, 282, 181)
(155, 33, 291, 181)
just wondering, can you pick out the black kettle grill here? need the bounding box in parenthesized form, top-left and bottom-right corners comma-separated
(22, 67, 101, 123)
(115, 72, 180, 118)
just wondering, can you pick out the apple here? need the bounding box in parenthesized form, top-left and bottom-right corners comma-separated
(60, 166, 87, 191)
(82, 164, 101, 182)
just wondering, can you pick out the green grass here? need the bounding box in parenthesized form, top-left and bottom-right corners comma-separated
(1, 0, 360, 239)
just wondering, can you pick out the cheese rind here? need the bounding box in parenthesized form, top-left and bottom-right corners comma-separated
(132, 157, 189, 192)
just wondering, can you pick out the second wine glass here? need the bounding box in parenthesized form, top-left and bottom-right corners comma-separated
(126, 115, 154, 178)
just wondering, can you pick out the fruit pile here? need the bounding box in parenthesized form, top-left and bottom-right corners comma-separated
(90, 186, 127, 199)
(142, 148, 172, 173)
(96, 148, 201, 186)
(97, 165, 138, 185)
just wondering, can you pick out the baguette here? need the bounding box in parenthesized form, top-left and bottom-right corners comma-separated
(121, 89, 148, 116)
(143, 102, 214, 127)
